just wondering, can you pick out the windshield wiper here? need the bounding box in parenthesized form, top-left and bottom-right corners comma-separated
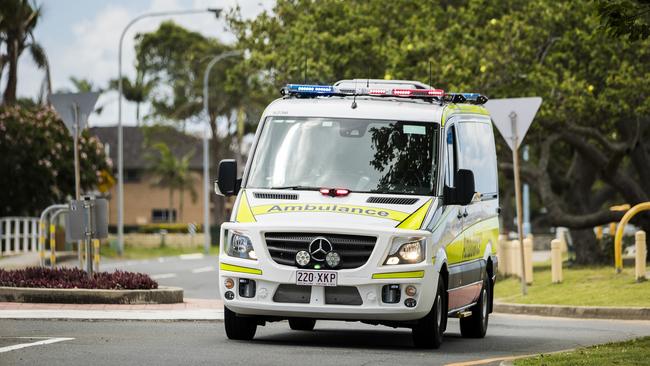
(266, 186, 322, 191)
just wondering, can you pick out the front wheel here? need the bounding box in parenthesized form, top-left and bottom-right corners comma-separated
(289, 318, 316, 331)
(224, 306, 257, 340)
(412, 277, 446, 349)
(459, 278, 490, 338)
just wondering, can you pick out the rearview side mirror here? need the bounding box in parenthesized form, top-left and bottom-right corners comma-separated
(215, 159, 241, 196)
(443, 169, 476, 206)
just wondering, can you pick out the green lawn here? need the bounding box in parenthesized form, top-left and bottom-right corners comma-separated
(515, 337, 650, 366)
(100, 244, 219, 260)
(495, 264, 650, 307)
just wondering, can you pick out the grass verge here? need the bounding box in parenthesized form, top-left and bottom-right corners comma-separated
(495, 264, 650, 307)
(514, 337, 650, 366)
(100, 244, 219, 260)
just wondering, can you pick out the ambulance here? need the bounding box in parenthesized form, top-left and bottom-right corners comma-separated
(215, 79, 499, 349)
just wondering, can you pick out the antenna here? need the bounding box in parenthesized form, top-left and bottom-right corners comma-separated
(367, 66, 370, 88)
(351, 79, 358, 109)
(303, 57, 307, 84)
(428, 61, 433, 88)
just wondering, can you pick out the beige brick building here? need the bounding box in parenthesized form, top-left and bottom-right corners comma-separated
(91, 126, 213, 227)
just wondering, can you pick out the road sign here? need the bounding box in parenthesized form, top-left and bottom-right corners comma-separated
(484, 97, 543, 297)
(50, 92, 100, 135)
(484, 97, 542, 150)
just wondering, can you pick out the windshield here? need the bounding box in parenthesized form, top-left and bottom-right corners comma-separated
(246, 117, 439, 195)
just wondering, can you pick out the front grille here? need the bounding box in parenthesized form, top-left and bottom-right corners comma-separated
(273, 284, 311, 303)
(253, 192, 299, 200)
(265, 233, 377, 269)
(325, 286, 363, 305)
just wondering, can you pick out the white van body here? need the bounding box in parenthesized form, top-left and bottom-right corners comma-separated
(216, 80, 499, 348)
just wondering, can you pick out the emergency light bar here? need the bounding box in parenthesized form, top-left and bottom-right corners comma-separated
(281, 84, 488, 104)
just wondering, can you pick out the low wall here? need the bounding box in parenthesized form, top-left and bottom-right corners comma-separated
(0, 286, 183, 304)
(109, 233, 207, 249)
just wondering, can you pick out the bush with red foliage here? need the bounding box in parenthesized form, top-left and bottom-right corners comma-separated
(0, 267, 158, 290)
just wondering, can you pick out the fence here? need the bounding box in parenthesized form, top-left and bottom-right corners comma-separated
(0, 217, 39, 256)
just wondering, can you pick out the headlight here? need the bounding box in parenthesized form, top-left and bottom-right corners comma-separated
(384, 237, 425, 265)
(226, 231, 257, 260)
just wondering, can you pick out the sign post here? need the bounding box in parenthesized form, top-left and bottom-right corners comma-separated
(485, 97, 542, 296)
(51, 92, 100, 273)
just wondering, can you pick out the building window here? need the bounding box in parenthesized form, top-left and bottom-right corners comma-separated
(124, 169, 141, 183)
(152, 209, 176, 223)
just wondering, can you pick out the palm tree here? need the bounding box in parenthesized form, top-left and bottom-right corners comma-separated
(147, 142, 180, 223)
(0, 0, 47, 105)
(110, 72, 154, 125)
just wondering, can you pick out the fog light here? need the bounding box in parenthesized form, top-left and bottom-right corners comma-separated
(386, 256, 399, 265)
(405, 285, 417, 297)
(404, 298, 417, 308)
(224, 291, 234, 300)
(296, 250, 311, 267)
(325, 251, 341, 268)
(238, 278, 256, 298)
(381, 284, 401, 304)
(224, 278, 234, 289)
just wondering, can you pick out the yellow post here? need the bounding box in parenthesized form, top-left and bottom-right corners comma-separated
(524, 236, 534, 285)
(93, 239, 100, 273)
(551, 239, 563, 283)
(636, 231, 647, 282)
(595, 226, 603, 240)
(614, 202, 650, 272)
(39, 222, 46, 266)
(497, 234, 508, 276)
(49, 224, 56, 267)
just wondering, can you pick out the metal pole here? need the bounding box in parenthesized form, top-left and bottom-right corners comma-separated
(117, 8, 221, 257)
(72, 103, 84, 268)
(38, 204, 67, 267)
(202, 50, 242, 255)
(510, 111, 528, 295)
(523, 145, 531, 236)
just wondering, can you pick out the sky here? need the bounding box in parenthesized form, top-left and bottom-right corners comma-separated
(15, 0, 274, 127)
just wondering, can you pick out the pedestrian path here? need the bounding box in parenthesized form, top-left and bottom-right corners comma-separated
(0, 298, 224, 321)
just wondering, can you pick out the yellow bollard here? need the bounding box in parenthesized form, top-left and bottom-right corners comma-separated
(39, 222, 46, 266)
(636, 231, 647, 283)
(609, 223, 617, 237)
(551, 239, 563, 283)
(524, 236, 534, 285)
(595, 226, 603, 240)
(497, 234, 508, 276)
(49, 224, 56, 267)
(615, 202, 650, 272)
(93, 239, 100, 273)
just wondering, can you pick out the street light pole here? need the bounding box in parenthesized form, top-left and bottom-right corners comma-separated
(202, 50, 242, 255)
(117, 8, 221, 255)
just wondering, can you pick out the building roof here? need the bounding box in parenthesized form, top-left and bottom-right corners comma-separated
(90, 126, 204, 170)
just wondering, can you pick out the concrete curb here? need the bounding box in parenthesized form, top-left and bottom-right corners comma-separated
(495, 302, 650, 320)
(0, 286, 183, 304)
(0, 309, 224, 321)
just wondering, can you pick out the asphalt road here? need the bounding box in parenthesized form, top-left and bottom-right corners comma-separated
(2, 315, 650, 366)
(100, 254, 220, 299)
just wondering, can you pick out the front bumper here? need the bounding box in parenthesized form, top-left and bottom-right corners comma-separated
(218, 222, 438, 321)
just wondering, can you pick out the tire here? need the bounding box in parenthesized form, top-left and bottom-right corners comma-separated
(459, 278, 490, 338)
(224, 306, 257, 340)
(412, 277, 447, 349)
(288, 318, 316, 331)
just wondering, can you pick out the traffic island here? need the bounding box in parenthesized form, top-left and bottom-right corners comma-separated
(0, 285, 183, 304)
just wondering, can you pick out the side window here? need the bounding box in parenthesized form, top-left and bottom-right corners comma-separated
(457, 121, 498, 195)
(444, 125, 457, 188)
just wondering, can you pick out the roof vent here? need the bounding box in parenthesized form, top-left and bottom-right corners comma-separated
(366, 197, 419, 205)
(253, 192, 299, 200)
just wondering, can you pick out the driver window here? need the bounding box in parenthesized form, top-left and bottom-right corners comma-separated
(444, 125, 457, 188)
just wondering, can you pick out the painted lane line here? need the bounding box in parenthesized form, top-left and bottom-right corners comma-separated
(180, 253, 205, 260)
(192, 266, 216, 273)
(0, 337, 75, 354)
(151, 273, 177, 280)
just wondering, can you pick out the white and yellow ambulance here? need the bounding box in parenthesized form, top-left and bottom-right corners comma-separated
(215, 79, 499, 349)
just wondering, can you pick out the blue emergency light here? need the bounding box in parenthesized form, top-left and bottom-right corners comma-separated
(444, 92, 488, 105)
(283, 84, 336, 96)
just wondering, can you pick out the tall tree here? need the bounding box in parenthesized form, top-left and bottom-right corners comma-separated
(147, 142, 180, 223)
(230, 0, 650, 264)
(0, 0, 47, 105)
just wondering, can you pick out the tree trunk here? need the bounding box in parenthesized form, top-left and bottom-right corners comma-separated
(169, 188, 174, 223)
(572, 228, 611, 265)
(136, 102, 141, 126)
(179, 186, 184, 223)
(3, 40, 19, 105)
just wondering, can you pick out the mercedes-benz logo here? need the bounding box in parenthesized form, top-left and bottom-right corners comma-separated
(308, 236, 333, 262)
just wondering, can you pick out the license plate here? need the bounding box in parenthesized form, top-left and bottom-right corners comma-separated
(296, 270, 337, 287)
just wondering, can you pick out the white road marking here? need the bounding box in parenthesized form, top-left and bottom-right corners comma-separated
(192, 266, 216, 273)
(151, 273, 177, 280)
(0, 337, 75, 354)
(180, 253, 205, 260)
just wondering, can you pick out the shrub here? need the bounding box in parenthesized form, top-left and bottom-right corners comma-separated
(0, 267, 158, 290)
